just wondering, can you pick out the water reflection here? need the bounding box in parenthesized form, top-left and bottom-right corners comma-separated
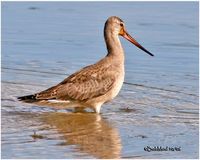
(39, 112, 122, 159)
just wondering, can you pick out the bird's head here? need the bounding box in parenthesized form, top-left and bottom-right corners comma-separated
(104, 16, 154, 56)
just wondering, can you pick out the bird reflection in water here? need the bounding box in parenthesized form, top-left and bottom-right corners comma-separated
(40, 112, 122, 159)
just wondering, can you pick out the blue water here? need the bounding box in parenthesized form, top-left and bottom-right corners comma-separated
(1, 2, 199, 159)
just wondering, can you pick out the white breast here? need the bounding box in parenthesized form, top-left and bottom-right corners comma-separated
(110, 69, 125, 100)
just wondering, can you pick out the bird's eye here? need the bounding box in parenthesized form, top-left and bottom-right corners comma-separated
(120, 23, 123, 27)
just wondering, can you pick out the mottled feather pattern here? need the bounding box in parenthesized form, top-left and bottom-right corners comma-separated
(17, 16, 130, 113)
(34, 57, 119, 101)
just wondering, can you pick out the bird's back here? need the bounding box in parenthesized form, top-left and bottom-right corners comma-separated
(18, 55, 124, 105)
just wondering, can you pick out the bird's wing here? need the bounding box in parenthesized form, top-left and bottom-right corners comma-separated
(35, 62, 117, 101)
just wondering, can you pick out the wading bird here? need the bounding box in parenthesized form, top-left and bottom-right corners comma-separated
(18, 16, 154, 113)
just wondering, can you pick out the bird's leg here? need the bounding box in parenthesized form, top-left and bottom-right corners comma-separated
(93, 104, 102, 114)
(74, 107, 85, 113)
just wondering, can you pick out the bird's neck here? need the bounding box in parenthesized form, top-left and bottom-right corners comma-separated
(104, 32, 124, 57)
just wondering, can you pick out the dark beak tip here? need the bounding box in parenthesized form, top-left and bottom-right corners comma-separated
(146, 51, 154, 57)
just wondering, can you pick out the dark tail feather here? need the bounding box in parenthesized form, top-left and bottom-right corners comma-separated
(18, 94, 38, 103)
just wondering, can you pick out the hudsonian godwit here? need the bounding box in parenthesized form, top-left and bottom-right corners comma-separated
(18, 16, 154, 113)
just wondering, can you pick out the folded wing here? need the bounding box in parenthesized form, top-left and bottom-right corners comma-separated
(35, 62, 117, 101)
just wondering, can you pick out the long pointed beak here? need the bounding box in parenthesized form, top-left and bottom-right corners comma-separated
(122, 30, 154, 56)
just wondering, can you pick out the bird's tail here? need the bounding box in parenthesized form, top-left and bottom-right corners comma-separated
(18, 94, 38, 103)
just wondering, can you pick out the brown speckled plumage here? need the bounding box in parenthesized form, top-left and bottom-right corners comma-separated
(18, 16, 153, 113)
(37, 57, 119, 101)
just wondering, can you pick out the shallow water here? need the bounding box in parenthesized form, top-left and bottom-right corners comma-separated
(1, 2, 199, 159)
